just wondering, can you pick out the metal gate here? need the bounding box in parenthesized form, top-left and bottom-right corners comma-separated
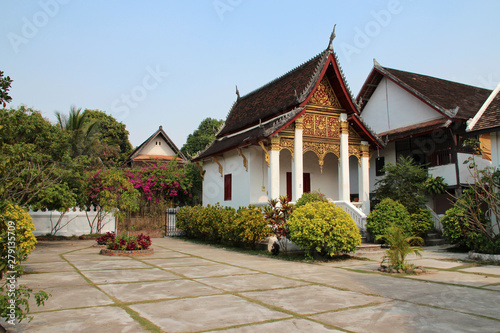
(164, 207, 185, 237)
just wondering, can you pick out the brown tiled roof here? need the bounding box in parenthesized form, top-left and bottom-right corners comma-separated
(358, 64, 492, 120)
(378, 119, 450, 142)
(218, 51, 328, 137)
(470, 92, 500, 132)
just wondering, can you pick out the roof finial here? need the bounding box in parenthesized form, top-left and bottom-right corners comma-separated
(235, 85, 240, 99)
(328, 24, 336, 51)
(373, 58, 381, 67)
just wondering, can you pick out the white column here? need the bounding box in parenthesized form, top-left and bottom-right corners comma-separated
(359, 141, 370, 214)
(339, 113, 350, 201)
(292, 116, 304, 201)
(268, 136, 280, 200)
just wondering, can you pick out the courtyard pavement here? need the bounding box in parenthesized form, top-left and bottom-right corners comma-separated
(1, 238, 500, 332)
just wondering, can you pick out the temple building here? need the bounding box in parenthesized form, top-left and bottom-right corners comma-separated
(193, 32, 382, 226)
(124, 126, 186, 167)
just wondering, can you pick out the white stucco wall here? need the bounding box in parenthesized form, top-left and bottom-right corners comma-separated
(361, 77, 444, 134)
(202, 148, 251, 209)
(141, 136, 176, 157)
(428, 164, 458, 186)
(459, 153, 492, 185)
(30, 209, 116, 236)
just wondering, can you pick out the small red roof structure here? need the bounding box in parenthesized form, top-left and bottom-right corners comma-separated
(124, 126, 186, 167)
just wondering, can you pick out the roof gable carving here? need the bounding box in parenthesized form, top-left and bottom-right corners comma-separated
(309, 76, 343, 108)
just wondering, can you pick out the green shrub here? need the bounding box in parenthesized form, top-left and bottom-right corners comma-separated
(231, 206, 271, 249)
(410, 208, 433, 237)
(367, 198, 411, 242)
(294, 190, 327, 209)
(288, 201, 361, 257)
(440, 206, 468, 247)
(176, 205, 203, 238)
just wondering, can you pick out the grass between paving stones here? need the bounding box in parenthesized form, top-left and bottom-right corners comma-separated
(58, 250, 164, 332)
(177, 237, 370, 263)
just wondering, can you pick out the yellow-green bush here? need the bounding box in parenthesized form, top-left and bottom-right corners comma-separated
(232, 206, 271, 249)
(1, 202, 37, 266)
(367, 198, 411, 242)
(288, 201, 361, 257)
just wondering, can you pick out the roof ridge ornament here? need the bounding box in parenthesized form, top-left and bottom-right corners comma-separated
(235, 85, 240, 99)
(373, 58, 381, 67)
(328, 24, 336, 52)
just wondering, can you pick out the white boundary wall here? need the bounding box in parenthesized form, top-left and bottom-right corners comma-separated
(29, 208, 116, 236)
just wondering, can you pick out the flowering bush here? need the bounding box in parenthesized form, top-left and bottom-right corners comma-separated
(96, 231, 115, 245)
(106, 233, 152, 251)
(125, 160, 192, 207)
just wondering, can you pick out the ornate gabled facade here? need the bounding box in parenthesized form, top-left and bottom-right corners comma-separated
(124, 126, 186, 167)
(193, 34, 382, 219)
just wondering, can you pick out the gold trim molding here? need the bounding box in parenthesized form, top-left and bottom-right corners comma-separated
(213, 156, 223, 178)
(258, 141, 270, 167)
(237, 148, 248, 172)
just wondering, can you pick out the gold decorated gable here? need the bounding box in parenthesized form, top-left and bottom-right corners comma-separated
(302, 113, 340, 138)
(309, 77, 342, 108)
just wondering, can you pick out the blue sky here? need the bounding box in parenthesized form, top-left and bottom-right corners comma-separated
(1, 0, 500, 148)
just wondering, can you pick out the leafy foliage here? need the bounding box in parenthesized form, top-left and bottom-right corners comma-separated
(425, 175, 448, 195)
(106, 233, 152, 250)
(96, 231, 116, 245)
(287, 201, 361, 257)
(367, 198, 411, 242)
(409, 208, 433, 237)
(0, 70, 12, 107)
(294, 190, 328, 209)
(181, 117, 224, 157)
(376, 223, 423, 271)
(263, 196, 293, 254)
(176, 204, 271, 249)
(0, 202, 50, 323)
(374, 156, 428, 214)
(233, 206, 271, 249)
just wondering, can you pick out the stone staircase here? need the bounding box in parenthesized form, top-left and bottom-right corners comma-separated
(424, 232, 446, 246)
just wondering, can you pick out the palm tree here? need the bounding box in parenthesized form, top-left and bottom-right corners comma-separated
(376, 223, 423, 271)
(55, 106, 97, 158)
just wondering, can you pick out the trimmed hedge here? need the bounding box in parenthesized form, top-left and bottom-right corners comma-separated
(176, 204, 270, 248)
(287, 201, 361, 257)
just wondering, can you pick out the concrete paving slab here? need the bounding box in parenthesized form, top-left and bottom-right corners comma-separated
(1, 306, 146, 333)
(289, 268, 377, 294)
(166, 263, 260, 278)
(136, 249, 190, 259)
(311, 300, 500, 333)
(98, 279, 221, 303)
(460, 265, 500, 276)
(24, 254, 66, 263)
(22, 261, 75, 273)
(82, 268, 181, 284)
(130, 294, 290, 332)
(204, 318, 344, 332)
(405, 270, 500, 287)
(406, 258, 465, 269)
(63, 253, 137, 261)
(30, 285, 114, 312)
(242, 285, 389, 315)
(143, 256, 217, 267)
(484, 284, 500, 291)
(18, 271, 88, 288)
(195, 273, 310, 292)
(70, 259, 152, 271)
(350, 273, 500, 320)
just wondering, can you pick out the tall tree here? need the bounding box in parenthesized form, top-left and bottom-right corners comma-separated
(55, 106, 96, 158)
(83, 109, 133, 166)
(181, 117, 223, 157)
(0, 71, 12, 107)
